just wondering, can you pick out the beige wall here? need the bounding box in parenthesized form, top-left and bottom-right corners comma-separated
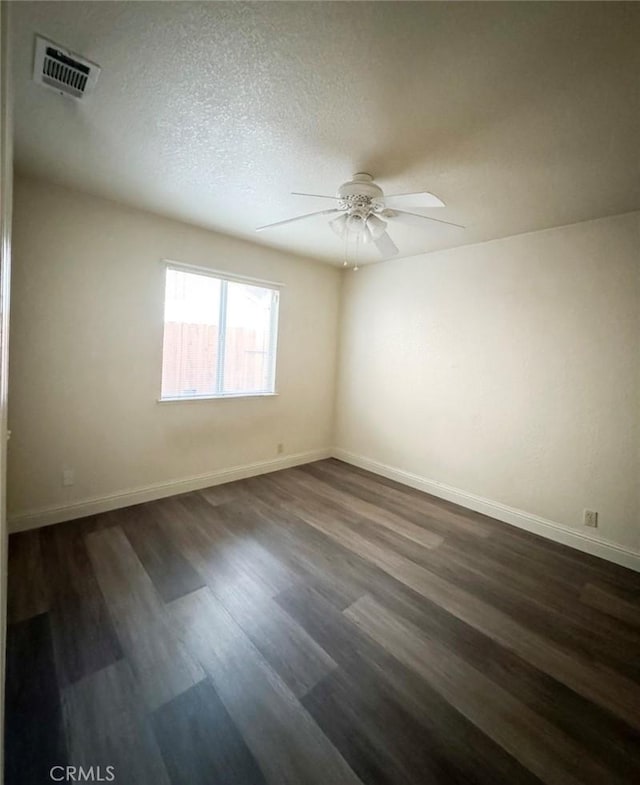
(336, 212, 640, 552)
(8, 176, 340, 524)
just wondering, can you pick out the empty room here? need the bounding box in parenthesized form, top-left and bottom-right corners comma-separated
(1, 1, 639, 784)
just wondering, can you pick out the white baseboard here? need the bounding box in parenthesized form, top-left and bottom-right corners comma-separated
(332, 448, 640, 573)
(10, 444, 640, 574)
(8, 448, 331, 533)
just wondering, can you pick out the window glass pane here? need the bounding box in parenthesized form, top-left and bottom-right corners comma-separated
(223, 281, 276, 394)
(161, 269, 221, 398)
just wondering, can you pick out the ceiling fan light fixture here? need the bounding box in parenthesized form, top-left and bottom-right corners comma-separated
(346, 212, 366, 233)
(366, 213, 387, 239)
(329, 213, 348, 238)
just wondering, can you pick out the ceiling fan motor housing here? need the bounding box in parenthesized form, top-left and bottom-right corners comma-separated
(337, 173, 384, 209)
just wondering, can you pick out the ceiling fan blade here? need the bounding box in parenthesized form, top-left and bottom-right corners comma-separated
(366, 212, 387, 239)
(393, 205, 446, 213)
(384, 192, 445, 208)
(256, 208, 340, 231)
(291, 192, 339, 200)
(373, 230, 399, 258)
(386, 209, 464, 229)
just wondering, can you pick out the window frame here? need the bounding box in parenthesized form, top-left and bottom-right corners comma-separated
(158, 260, 282, 403)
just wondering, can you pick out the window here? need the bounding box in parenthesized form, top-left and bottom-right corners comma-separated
(160, 264, 280, 400)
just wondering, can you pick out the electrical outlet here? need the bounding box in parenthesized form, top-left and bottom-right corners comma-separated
(277, 443, 284, 455)
(583, 509, 598, 528)
(62, 468, 75, 487)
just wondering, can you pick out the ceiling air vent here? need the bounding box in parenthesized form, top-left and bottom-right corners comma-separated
(33, 36, 101, 100)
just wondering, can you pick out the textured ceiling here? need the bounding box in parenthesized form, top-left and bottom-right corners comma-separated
(11, 2, 640, 265)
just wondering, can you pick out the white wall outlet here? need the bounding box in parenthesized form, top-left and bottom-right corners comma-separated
(62, 468, 75, 487)
(277, 442, 284, 455)
(583, 509, 598, 528)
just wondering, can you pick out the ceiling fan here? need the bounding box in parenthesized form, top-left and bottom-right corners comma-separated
(256, 173, 464, 262)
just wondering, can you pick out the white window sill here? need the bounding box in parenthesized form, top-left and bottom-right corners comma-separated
(157, 392, 279, 403)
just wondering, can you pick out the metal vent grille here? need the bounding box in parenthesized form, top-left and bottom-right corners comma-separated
(33, 36, 100, 100)
(42, 48, 89, 97)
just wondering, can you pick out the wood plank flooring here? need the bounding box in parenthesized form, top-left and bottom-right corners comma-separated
(5, 459, 640, 785)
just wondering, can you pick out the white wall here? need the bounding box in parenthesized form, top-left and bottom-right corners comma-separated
(8, 176, 340, 527)
(336, 213, 640, 553)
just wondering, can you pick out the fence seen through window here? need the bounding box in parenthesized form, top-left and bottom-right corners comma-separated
(161, 266, 279, 399)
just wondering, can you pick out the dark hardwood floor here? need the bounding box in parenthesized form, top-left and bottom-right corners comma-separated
(5, 459, 640, 785)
